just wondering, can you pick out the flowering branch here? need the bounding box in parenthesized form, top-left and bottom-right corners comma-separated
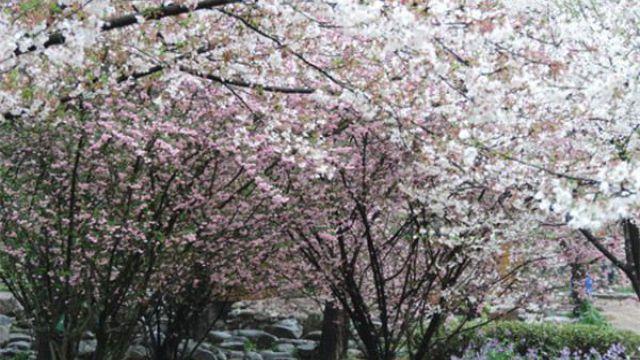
(13, 0, 242, 56)
(179, 66, 316, 94)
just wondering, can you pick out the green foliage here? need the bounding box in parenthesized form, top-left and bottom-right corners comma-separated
(434, 318, 640, 358)
(487, 350, 517, 360)
(474, 321, 640, 357)
(19, 0, 42, 13)
(244, 339, 257, 352)
(575, 301, 609, 327)
(10, 353, 30, 360)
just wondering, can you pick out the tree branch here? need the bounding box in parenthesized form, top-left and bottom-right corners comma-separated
(14, 0, 242, 56)
(579, 228, 629, 273)
(180, 66, 315, 94)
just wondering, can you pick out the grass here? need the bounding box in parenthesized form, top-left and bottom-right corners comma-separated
(612, 286, 636, 294)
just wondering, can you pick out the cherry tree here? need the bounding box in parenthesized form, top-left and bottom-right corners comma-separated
(431, 0, 640, 299)
(0, 73, 292, 358)
(0, 0, 580, 359)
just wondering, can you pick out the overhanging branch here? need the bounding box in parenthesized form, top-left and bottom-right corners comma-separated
(579, 228, 630, 273)
(180, 66, 316, 94)
(14, 0, 241, 56)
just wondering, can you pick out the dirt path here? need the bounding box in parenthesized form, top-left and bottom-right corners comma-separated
(595, 298, 640, 333)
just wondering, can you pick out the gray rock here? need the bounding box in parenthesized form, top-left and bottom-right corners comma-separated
(303, 330, 322, 342)
(176, 340, 226, 360)
(78, 339, 97, 358)
(295, 341, 317, 359)
(228, 309, 257, 320)
(207, 347, 228, 360)
(0, 325, 9, 346)
(7, 340, 31, 351)
(265, 319, 302, 339)
(8, 333, 32, 343)
(233, 330, 277, 349)
(274, 343, 295, 354)
(243, 351, 263, 360)
(193, 347, 227, 360)
(0, 348, 23, 358)
(209, 331, 233, 344)
(124, 345, 148, 360)
(276, 339, 315, 346)
(301, 313, 323, 334)
(259, 351, 296, 360)
(347, 348, 365, 359)
(0, 293, 22, 316)
(0, 315, 13, 327)
(224, 350, 244, 360)
(218, 341, 246, 352)
(228, 336, 249, 342)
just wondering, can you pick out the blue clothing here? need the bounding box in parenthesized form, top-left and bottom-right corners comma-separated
(585, 275, 593, 296)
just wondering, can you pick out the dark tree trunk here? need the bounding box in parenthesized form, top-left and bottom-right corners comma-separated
(580, 219, 640, 301)
(35, 330, 53, 360)
(570, 262, 586, 316)
(622, 220, 640, 299)
(319, 301, 348, 360)
(412, 313, 443, 360)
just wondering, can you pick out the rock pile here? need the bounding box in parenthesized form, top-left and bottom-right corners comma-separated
(0, 294, 366, 360)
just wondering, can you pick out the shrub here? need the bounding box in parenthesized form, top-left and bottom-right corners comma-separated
(450, 321, 640, 358)
(574, 301, 609, 328)
(454, 340, 629, 360)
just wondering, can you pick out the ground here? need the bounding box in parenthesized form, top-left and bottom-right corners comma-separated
(596, 298, 640, 333)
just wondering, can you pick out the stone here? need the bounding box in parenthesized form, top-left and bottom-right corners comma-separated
(265, 319, 302, 339)
(224, 350, 244, 359)
(233, 330, 277, 349)
(295, 341, 318, 359)
(252, 311, 278, 324)
(218, 340, 246, 352)
(228, 309, 257, 320)
(193, 348, 227, 360)
(7, 340, 31, 351)
(209, 331, 233, 344)
(77, 339, 97, 358)
(0, 315, 13, 327)
(0, 293, 22, 316)
(8, 333, 32, 343)
(276, 339, 315, 346)
(274, 343, 295, 354)
(0, 348, 22, 358)
(124, 345, 148, 360)
(259, 351, 296, 360)
(177, 340, 227, 360)
(303, 330, 322, 341)
(243, 351, 263, 360)
(206, 347, 228, 360)
(347, 349, 365, 359)
(0, 325, 9, 347)
(301, 312, 323, 334)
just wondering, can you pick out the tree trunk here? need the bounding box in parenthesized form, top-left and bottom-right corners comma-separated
(35, 330, 53, 360)
(580, 220, 640, 302)
(319, 301, 348, 360)
(622, 220, 640, 300)
(570, 262, 586, 316)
